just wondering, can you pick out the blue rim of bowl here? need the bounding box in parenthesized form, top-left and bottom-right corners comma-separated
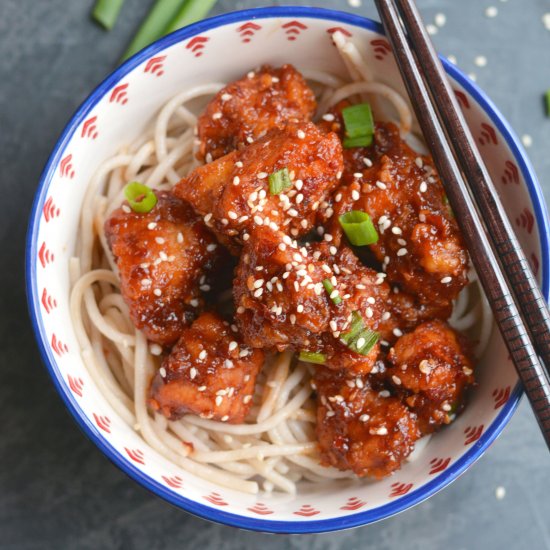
(25, 5, 550, 535)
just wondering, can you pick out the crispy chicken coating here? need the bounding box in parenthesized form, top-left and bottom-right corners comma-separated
(234, 230, 401, 373)
(319, 106, 468, 316)
(105, 191, 222, 346)
(175, 121, 343, 254)
(149, 312, 264, 422)
(387, 320, 475, 434)
(314, 368, 421, 478)
(196, 64, 316, 162)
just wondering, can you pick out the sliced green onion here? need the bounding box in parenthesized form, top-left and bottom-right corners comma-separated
(268, 167, 292, 195)
(341, 311, 379, 356)
(342, 103, 374, 139)
(545, 89, 550, 117)
(341, 311, 364, 346)
(298, 351, 327, 365)
(124, 182, 158, 213)
(163, 0, 219, 35)
(92, 0, 126, 30)
(339, 211, 378, 246)
(121, 0, 188, 61)
(443, 195, 455, 218)
(343, 135, 373, 149)
(322, 279, 342, 305)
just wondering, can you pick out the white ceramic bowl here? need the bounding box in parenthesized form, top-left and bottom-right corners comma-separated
(26, 6, 550, 534)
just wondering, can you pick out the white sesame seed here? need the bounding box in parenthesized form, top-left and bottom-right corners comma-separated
(334, 193, 342, 203)
(227, 211, 238, 220)
(393, 328, 403, 337)
(221, 93, 232, 101)
(204, 213, 212, 223)
(147, 222, 157, 230)
(212, 112, 222, 120)
(155, 237, 165, 244)
(397, 248, 408, 257)
(243, 395, 253, 404)
(522, 134, 533, 148)
(363, 157, 373, 167)
(122, 205, 131, 213)
(243, 233, 250, 241)
(379, 390, 390, 398)
(360, 414, 370, 422)
(253, 279, 264, 289)
(253, 288, 263, 298)
(324, 233, 333, 242)
(296, 193, 304, 204)
(441, 276, 453, 284)
(246, 136, 254, 143)
(356, 337, 366, 348)
(434, 12, 446, 27)
(253, 215, 263, 225)
(352, 190, 360, 201)
(391, 226, 402, 235)
(141, 278, 152, 287)
(475, 55, 487, 67)
(159, 367, 166, 377)
(322, 113, 335, 121)
(382, 312, 391, 321)
(415, 157, 424, 168)
(375, 426, 388, 435)
(392, 375, 402, 385)
(190, 367, 197, 379)
(228, 341, 238, 352)
(353, 172, 363, 179)
(419, 359, 431, 374)
(419, 181, 428, 193)
(463, 366, 474, 376)
(297, 130, 306, 139)
(376, 180, 387, 190)
(397, 239, 407, 247)
(257, 172, 268, 179)
(200, 284, 211, 292)
(198, 385, 206, 392)
(442, 402, 452, 412)
(153, 289, 162, 296)
(419, 213, 427, 222)
(288, 208, 298, 217)
(221, 415, 229, 422)
(224, 359, 234, 369)
(365, 307, 374, 318)
(150, 344, 162, 356)
(190, 299, 199, 308)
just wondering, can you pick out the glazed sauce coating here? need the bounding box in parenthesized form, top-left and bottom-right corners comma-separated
(150, 312, 264, 422)
(319, 105, 468, 316)
(234, 229, 404, 373)
(387, 320, 475, 434)
(105, 191, 222, 346)
(175, 121, 344, 254)
(197, 64, 316, 162)
(314, 368, 421, 478)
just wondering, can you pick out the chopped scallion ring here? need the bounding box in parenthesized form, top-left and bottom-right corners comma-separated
(322, 279, 342, 305)
(298, 351, 327, 365)
(343, 135, 373, 149)
(341, 311, 379, 356)
(268, 167, 292, 195)
(342, 103, 374, 138)
(545, 89, 550, 117)
(124, 182, 158, 213)
(339, 211, 378, 246)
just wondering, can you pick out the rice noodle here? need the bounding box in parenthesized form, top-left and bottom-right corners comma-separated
(69, 37, 493, 495)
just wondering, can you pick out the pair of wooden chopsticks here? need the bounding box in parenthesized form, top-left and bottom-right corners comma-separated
(374, 0, 550, 449)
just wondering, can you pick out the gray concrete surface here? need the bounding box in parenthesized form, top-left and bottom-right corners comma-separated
(1, 0, 550, 548)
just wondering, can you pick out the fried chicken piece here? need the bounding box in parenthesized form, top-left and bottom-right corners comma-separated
(387, 320, 475, 434)
(175, 121, 343, 254)
(314, 368, 420, 478)
(105, 191, 222, 346)
(319, 105, 468, 316)
(149, 312, 264, 422)
(234, 230, 401, 373)
(196, 64, 316, 162)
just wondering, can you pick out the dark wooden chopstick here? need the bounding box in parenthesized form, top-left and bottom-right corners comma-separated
(394, 0, 550, 371)
(374, 0, 550, 449)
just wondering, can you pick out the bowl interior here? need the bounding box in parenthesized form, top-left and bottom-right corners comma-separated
(27, 7, 549, 533)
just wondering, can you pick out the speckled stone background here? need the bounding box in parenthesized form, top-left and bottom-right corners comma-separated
(2, 0, 550, 548)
